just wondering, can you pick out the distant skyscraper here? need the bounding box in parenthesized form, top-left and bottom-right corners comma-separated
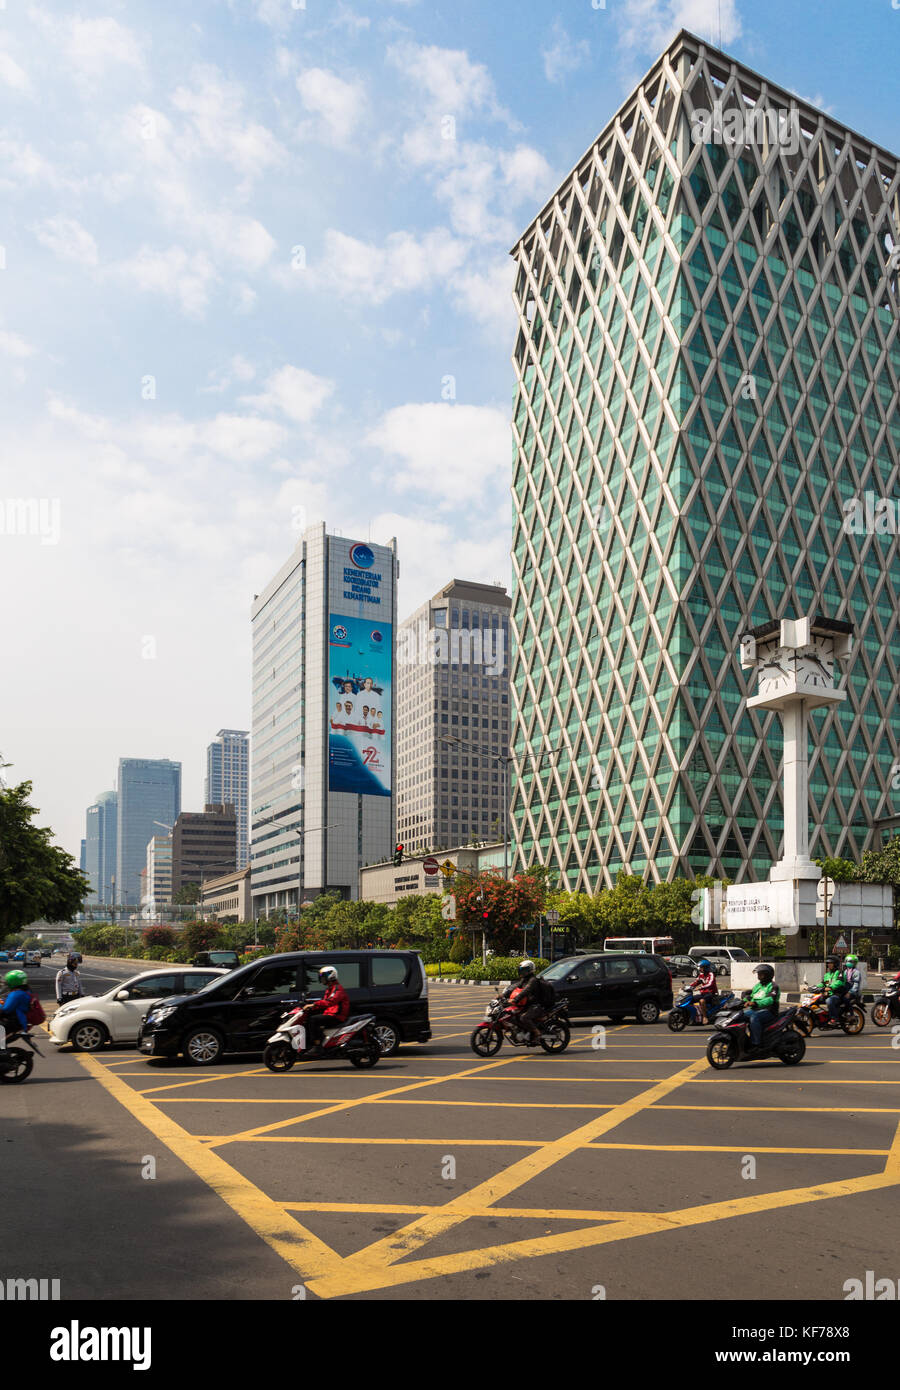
(84, 789, 117, 905)
(250, 523, 397, 915)
(116, 759, 181, 907)
(205, 730, 249, 869)
(145, 834, 173, 911)
(397, 580, 511, 854)
(171, 804, 236, 895)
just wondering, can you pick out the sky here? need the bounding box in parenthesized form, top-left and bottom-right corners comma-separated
(2, 0, 899, 862)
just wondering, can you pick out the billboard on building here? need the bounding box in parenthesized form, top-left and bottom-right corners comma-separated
(328, 612, 392, 795)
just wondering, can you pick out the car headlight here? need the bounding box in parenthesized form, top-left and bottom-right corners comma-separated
(146, 1005, 178, 1023)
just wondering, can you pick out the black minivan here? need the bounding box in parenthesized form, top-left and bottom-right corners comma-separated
(137, 950, 432, 1066)
(541, 953, 673, 1024)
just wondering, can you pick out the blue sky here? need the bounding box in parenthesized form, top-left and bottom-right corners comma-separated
(1, 0, 898, 862)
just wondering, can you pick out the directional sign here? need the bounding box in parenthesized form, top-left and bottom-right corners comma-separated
(441, 895, 456, 921)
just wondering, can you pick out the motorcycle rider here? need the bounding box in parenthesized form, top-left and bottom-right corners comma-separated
(508, 959, 544, 1046)
(0, 969, 31, 1052)
(302, 966, 350, 1051)
(842, 953, 862, 1005)
(822, 954, 848, 1025)
(741, 963, 780, 1049)
(693, 958, 719, 1024)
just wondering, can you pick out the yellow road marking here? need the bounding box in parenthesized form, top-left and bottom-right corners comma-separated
(281, 1201, 645, 1220)
(314, 1057, 707, 1291)
(74, 1050, 343, 1283)
(208, 1055, 525, 1146)
(189, 1134, 887, 1158)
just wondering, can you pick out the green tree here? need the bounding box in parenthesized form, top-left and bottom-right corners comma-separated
(143, 925, 175, 950)
(0, 771, 89, 936)
(178, 919, 226, 956)
(173, 883, 200, 905)
(815, 857, 859, 883)
(453, 869, 546, 955)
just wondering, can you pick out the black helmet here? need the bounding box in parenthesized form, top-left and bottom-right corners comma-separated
(67, 953, 79, 969)
(825, 955, 837, 968)
(755, 963, 774, 983)
(518, 959, 535, 977)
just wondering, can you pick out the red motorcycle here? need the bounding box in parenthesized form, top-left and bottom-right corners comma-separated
(470, 988, 570, 1056)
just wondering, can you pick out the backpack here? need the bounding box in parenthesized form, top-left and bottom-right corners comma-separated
(536, 976, 555, 1009)
(26, 994, 46, 1026)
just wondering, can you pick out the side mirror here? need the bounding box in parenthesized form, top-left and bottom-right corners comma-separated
(114, 989, 130, 1001)
(239, 987, 257, 998)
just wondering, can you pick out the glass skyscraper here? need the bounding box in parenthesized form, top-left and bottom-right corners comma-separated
(84, 789, 117, 906)
(115, 759, 181, 907)
(205, 729, 249, 869)
(509, 30, 900, 889)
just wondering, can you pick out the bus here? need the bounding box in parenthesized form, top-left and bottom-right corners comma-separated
(602, 936, 675, 957)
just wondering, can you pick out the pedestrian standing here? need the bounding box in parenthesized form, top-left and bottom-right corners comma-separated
(55, 954, 83, 1008)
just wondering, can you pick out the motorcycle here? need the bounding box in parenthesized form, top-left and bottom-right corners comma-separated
(263, 1001, 381, 1072)
(706, 1002, 806, 1070)
(667, 986, 736, 1032)
(871, 976, 900, 1029)
(470, 991, 570, 1056)
(795, 989, 865, 1037)
(0, 1025, 43, 1083)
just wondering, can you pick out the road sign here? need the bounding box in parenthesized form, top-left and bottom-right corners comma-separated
(441, 896, 456, 921)
(422, 856, 439, 876)
(440, 860, 456, 877)
(832, 934, 848, 955)
(545, 910, 560, 925)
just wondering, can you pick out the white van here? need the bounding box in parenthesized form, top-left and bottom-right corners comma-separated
(688, 946, 752, 976)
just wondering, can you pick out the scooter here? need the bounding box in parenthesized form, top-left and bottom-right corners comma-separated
(871, 975, 900, 1028)
(706, 1002, 806, 1070)
(0, 1025, 43, 1083)
(667, 986, 736, 1031)
(795, 989, 865, 1036)
(263, 1000, 381, 1072)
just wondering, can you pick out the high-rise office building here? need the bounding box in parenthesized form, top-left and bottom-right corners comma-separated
(250, 523, 397, 915)
(84, 789, 117, 905)
(205, 729, 249, 869)
(145, 833, 173, 911)
(115, 759, 181, 906)
(171, 804, 236, 895)
(397, 579, 511, 854)
(510, 30, 900, 889)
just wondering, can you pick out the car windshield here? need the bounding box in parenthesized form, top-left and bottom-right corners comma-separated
(729, 949, 751, 961)
(540, 959, 582, 980)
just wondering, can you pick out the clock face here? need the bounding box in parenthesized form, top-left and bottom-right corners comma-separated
(794, 639, 835, 688)
(758, 658, 790, 693)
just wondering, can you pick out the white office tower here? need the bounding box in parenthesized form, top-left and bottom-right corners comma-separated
(250, 524, 398, 915)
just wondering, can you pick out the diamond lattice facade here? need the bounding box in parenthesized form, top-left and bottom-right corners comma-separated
(509, 29, 900, 890)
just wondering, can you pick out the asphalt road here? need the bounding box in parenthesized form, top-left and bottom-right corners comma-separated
(6, 973, 900, 1301)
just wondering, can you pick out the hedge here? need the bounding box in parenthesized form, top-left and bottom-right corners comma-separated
(444, 957, 550, 981)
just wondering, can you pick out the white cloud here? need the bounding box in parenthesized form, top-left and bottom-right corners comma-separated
(33, 14, 144, 81)
(241, 365, 335, 424)
(541, 22, 590, 84)
(108, 245, 217, 317)
(171, 66, 287, 175)
(366, 402, 509, 506)
(0, 51, 30, 92)
(0, 327, 36, 358)
(617, 0, 741, 54)
(452, 260, 516, 340)
(296, 67, 366, 146)
(387, 42, 513, 125)
(33, 216, 99, 267)
(287, 226, 467, 304)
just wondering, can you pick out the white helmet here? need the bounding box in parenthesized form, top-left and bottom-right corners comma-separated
(518, 959, 535, 976)
(319, 966, 338, 983)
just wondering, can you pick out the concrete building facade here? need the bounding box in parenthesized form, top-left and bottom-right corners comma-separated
(250, 524, 398, 916)
(171, 804, 236, 896)
(396, 580, 511, 856)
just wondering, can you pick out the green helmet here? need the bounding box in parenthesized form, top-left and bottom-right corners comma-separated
(4, 970, 27, 988)
(845, 954, 858, 966)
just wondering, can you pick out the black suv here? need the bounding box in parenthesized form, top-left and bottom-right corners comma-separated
(137, 950, 432, 1065)
(540, 953, 673, 1024)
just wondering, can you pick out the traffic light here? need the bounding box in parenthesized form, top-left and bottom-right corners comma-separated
(393, 843, 404, 867)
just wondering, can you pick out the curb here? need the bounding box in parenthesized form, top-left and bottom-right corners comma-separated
(429, 978, 512, 987)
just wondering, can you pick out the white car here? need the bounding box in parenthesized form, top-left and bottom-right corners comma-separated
(49, 967, 227, 1052)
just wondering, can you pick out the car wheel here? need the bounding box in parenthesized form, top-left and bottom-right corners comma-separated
(69, 1021, 109, 1052)
(373, 1021, 400, 1056)
(183, 1028, 224, 1066)
(636, 999, 660, 1025)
